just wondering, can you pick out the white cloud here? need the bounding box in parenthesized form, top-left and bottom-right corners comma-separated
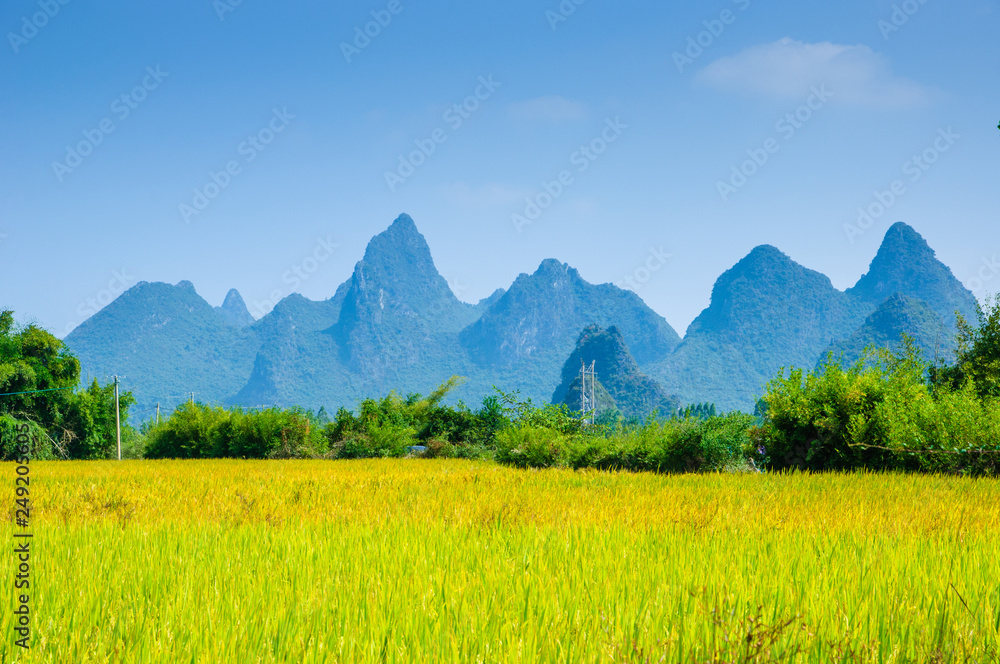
(507, 95, 588, 122)
(697, 38, 931, 109)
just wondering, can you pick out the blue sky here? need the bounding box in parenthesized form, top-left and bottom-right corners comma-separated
(2, 0, 997, 338)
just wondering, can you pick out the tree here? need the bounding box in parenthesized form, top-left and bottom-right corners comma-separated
(930, 294, 1000, 400)
(0, 310, 79, 429)
(60, 379, 136, 459)
(0, 310, 133, 459)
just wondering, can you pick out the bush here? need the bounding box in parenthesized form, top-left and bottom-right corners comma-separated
(0, 416, 55, 461)
(930, 294, 1000, 400)
(492, 412, 758, 473)
(227, 408, 328, 459)
(760, 338, 1000, 475)
(145, 403, 327, 459)
(495, 425, 573, 468)
(325, 379, 512, 458)
(144, 403, 230, 459)
(665, 413, 759, 473)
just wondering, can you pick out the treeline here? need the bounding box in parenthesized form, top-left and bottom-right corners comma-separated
(139, 296, 1000, 476)
(141, 377, 504, 460)
(4, 296, 1000, 475)
(139, 380, 759, 473)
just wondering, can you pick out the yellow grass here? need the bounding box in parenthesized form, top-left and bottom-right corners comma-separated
(2, 460, 998, 663)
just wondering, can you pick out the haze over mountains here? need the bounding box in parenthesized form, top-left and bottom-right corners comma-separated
(64, 215, 980, 415)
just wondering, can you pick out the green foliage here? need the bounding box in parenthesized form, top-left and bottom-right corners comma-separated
(326, 378, 503, 459)
(494, 408, 757, 474)
(679, 403, 717, 420)
(144, 403, 231, 459)
(472, 395, 507, 447)
(144, 403, 328, 459)
(60, 379, 135, 460)
(0, 310, 79, 428)
(120, 425, 147, 460)
(0, 311, 133, 459)
(0, 415, 55, 461)
(494, 425, 572, 468)
(496, 389, 583, 434)
(930, 294, 1000, 400)
(760, 335, 1000, 475)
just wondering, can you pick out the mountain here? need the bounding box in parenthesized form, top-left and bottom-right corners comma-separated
(474, 288, 507, 314)
(330, 214, 477, 383)
(823, 293, 954, 367)
(461, 259, 681, 368)
(847, 222, 979, 325)
(553, 325, 679, 419)
(64, 281, 258, 414)
(233, 294, 345, 407)
(237, 217, 673, 407)
(62, 216, 979, 418)
(643, 245, 867, 411)
(237, 215, 477, 406)
(459, 259, 682, 404)
(215, 289, 255, 328)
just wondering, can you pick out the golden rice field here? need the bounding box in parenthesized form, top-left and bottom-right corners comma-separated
(2, 460, 999, 663)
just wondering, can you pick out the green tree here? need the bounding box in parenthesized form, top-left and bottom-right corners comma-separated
(0, 310, 79, 429)
(60, 379, 136, 459)
(0, 310, 133, 459)
(930, 294, 1000, 400)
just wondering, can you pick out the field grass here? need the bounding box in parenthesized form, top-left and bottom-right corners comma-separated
(2, 460, 999, 663)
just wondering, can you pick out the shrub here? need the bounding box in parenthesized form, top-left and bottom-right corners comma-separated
(491, 412, 758, 473)
(145, 404, 327, 459)
(495, 425, 574, 468)
(930, 294, 1000, 400)
(0, 415, 55, 461)
(760, 338, 1000, 475)
(664, 413, 759, 473)
(325, 379, 513, 458)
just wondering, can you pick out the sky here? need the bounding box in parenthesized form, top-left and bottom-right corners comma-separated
(2, 0, 998, 339)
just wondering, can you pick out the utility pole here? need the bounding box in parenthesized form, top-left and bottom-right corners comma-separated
(156, 402, 160, 425)
(113, 375, 122, 461)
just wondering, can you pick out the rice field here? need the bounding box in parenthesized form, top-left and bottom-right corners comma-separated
(2, 460, 999, 663)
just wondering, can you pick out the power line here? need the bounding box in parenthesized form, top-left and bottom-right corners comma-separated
(0, 386, 75, 398)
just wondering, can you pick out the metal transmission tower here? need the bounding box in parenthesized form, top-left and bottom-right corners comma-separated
(579, 360, 597, 424)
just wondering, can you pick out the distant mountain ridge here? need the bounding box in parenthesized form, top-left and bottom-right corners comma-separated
(63, 216, 978, 416)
